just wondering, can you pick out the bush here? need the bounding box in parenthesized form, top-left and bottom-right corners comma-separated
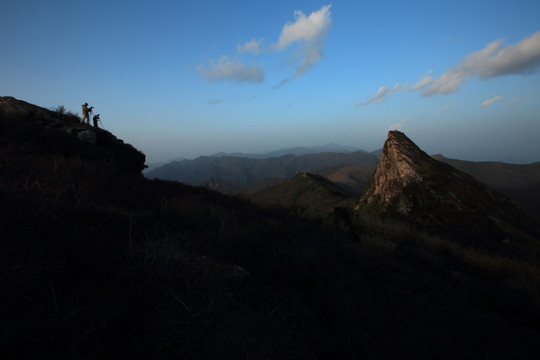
(51, 105, 81, 123)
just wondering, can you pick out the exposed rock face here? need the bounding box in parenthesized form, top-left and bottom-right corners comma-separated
(0, 96, 146, 174)
(363, 130, 430, 209)
(358, 131, 540, 244)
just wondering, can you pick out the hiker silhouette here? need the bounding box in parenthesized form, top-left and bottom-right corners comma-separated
(93, 114, 100, 128)
(81, 102, 93, 124)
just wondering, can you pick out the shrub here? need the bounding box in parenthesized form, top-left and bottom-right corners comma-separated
(51, 105, 81, 123)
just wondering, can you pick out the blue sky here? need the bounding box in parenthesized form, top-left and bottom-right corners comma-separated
(2, 0, 540, 164)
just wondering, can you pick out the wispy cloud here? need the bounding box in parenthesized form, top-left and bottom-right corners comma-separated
(481, 95, 503, 107)
(356, 86, 391, 107)
(441, 104, 453, 110)
(409, 72, 434, 92)
(197, 56, 264, 83)
(207, 98, 222, 104)
(389, 118, 409, 131)
(506, 95, 530, 105)
(419, 31, 540, 96)
(273, 4, 332, 83)
(237, 39, 263, 54)
(356, 83, 405, 107)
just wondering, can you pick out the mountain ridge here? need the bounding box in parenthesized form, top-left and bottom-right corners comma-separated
(357, 131, 540, 246)
(433, 154, 540, 217)
(146, 150, 379, 186)
(210, 143, 366, 159)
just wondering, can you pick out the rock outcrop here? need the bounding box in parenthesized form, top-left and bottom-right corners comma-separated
(357, 131, 540, 244)
(0, 96, 146, 174)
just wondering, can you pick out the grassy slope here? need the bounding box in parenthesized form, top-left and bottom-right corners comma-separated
(248, 172, 358, 220)
(1, 105, 540, 359)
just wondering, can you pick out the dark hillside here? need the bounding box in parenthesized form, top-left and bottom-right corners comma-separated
(1, 97, 540, 359)
(433, 154, 540, 217)
(0, 96, 145, 174)
(317, 164, 376, 195)
(249, 172, 358, 220)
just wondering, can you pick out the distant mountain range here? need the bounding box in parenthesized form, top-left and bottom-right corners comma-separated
(145, 145, 540, 218)
(144, 144, 377, 172)
(210, 143, 369, 158)
(145, 150, 380, 186)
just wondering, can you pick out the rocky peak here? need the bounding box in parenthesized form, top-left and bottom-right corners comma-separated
(364, 130, 434, 204)
(358, 131, 540, 244)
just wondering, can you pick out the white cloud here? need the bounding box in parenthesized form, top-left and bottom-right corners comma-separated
(481, 95, 503, 107)
(409, 73, 434, 92)
(274, 4, 332, 79)
(355, 83, 404, 107)
(421, 31, 540, 96)
(392, 83, 408, 93)
(441, 104, 453, 110)
(197, 4, 332, 87)
(237, 39, 263, 54)
(198, 56, 264, 83)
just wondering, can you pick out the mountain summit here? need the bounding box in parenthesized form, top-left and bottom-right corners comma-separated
(0, 96, 145, 173)
(358, 131, 540, 244)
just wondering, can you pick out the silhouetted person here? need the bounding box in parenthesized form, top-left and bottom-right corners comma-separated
(93, 114, 100, 128)
(81, 103, 93, 124)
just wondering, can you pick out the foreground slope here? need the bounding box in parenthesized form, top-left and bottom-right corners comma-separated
(2, 98, 540, 359)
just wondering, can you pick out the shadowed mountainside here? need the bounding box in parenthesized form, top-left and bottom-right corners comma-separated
(249, 172, 358, 220)
(201, 165, 376, 196)
(433, 154, 540, 217)
(317, 164, 376, 196)
(2, 97, 540, 359)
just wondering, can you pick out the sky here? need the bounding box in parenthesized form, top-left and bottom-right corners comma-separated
(1, 0, 540, 164)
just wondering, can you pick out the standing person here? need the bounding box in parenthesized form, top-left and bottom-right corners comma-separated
(81, 103, 93, 124)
